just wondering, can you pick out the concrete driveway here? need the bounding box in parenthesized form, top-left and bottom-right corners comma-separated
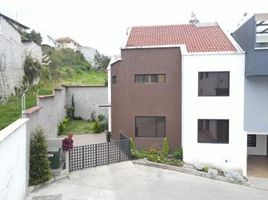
(27, 161, 268, 200)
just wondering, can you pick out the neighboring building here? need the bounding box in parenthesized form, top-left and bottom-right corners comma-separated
(55, 37, 82, 51)
(232, 14, 268, 162)
(55, 37, 98, 67)
(0, 13, 42, 101)
(109, 23, 246, 175)
(79, 46, 99, 67)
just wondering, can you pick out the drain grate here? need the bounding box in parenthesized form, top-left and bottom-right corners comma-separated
(31, 194, 62, 200)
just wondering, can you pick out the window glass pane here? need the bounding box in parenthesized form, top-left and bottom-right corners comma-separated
(198, 119, 229, 143)
(143, 75, 149, 83)
(135, 75, 144, 83)
(135, 74, 166, 84)
(247, 134, 257, 147)
(256, 20, 268, 48)
(158, 74, 166, 83)
(151, 75, 158, 83)
(136, 117, 156, 137)
(198, 72, 229, 96)
(136, 117, 165, 138)
(156, 117, 165, 137)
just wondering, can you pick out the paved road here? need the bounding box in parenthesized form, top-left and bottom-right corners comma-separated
(27, 161, 268, 200)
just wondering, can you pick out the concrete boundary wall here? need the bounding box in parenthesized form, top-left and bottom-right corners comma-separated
(24, 85, 108, 138)
(0, 118, 28, 200)
(65, 86, 108, 120)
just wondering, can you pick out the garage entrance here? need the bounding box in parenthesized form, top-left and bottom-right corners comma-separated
(247, 134, 268, 178)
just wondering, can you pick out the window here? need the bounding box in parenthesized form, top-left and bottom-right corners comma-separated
(198, 119, 229, 143)
(135, 74, 166, 84)
(256, 20, 268, 48)
(112, 76, 117, 84)
(247, 134, 256, 147)
(198, 72, 229, 96)
(135, 116, 165, 137)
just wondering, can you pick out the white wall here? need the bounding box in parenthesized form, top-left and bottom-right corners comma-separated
(65, 86, 108, 120)
(22, 41, 42, 63)
(182, 53, 247, 175)
(248, 135, 267, 155)
(0, 16, 25, 100)
(0, 119, 28, 200)
(79, 47, 98, 66)
(244, 77, 268, 133)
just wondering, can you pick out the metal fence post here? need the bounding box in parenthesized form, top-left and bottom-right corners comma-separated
(119, 141, 121, 162)
(108, 142, 110, 164)
(95, 144, 97, 167)
(82, 146, 84, 169)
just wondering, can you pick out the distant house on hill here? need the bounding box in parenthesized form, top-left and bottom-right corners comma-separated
(55, 36, 99, 67)
(79, 46, 99, 66)
(55, 37, 82, 51)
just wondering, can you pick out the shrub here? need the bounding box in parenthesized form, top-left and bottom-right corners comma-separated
(58, 118, 70, 135)
(23, 55, 42, 85)
(29, 128, 51, 186)
(203, 166, 209, 173)
(97, 114, 105, 121)
(130, 137, 137, 151)
(173, 148, 183, 160)
(90, 111, 96, 122)
(99, 119, 108, 132)
(92, 121, 101, 133)
(162, 137, 170, 155)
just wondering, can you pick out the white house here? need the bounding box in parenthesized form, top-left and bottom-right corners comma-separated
(108, 22, 247, 175)
(55, 37, 82, 51)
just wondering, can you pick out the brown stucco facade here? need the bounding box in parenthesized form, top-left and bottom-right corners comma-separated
(111, 47, 182, 150)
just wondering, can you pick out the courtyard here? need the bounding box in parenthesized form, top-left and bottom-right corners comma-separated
(27, 161, 268, 200)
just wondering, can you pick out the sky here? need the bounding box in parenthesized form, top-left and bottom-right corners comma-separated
(1, 0, 268, 56)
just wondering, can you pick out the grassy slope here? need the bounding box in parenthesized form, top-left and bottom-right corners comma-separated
(0, 68, 107, 130)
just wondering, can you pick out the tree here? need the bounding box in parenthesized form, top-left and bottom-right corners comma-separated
(29, 128, 51, 186)
(23, 55, 42, 85)
(94, 52, 111, 71)
(22, 30, 42, 45)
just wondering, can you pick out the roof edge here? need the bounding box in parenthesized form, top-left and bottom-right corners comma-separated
(0, 13, 29, 29)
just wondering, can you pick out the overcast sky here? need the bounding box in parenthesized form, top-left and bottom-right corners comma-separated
(1, 0, 268, 55)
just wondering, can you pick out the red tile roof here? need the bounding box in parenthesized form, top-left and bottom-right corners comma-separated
(126, 24, 237, 52)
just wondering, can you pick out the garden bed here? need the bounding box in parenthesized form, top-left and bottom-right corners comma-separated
(60, 120, 95, 135)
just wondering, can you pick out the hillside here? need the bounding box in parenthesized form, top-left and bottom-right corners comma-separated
(0, 48, 108, 130)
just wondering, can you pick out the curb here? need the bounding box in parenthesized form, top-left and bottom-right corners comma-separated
(132, 159, 250, 186)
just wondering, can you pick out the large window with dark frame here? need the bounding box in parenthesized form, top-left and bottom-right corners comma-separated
(135, 116, 165, 138)
(135, 74, 166, 84)
(256, 19, 268, 48)
(247, 134, 257, 147)
(198, 119, 229, 143)
(198, 72, 229, 96)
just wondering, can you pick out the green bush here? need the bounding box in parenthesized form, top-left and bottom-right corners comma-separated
(90, 111, 96, 122)
(92, 121, 101, 133)
(23, 55, 42, 85)
(162, 137, 170, 155)
(130, 137, 137, 151)
(203, 166, 209, 173)
(58, 118, 70, 135)
(29, 128, 51, 186)
(99, 119, 108, 132)
(173, 148, 183, 160)
(97, 114, 105, 121)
